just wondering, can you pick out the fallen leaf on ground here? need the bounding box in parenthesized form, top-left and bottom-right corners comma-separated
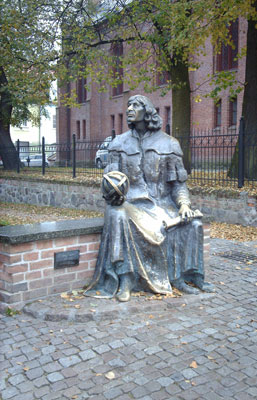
(105, 371, 115, 380)
(60, 292, 70, 299)
(190, 361, 198, 368)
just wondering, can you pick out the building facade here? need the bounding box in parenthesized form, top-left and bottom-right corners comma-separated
(57, 18, 247, 144)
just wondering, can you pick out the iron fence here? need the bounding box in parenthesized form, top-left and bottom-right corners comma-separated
(0, 118, 256, 188)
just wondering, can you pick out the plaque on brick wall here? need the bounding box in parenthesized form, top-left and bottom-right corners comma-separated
(54, 250, 80, 269)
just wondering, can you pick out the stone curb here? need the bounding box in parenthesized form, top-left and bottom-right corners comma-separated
(22, 292, 215, 323)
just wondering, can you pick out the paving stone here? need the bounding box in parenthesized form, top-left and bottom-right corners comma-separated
(8, 373, 25, 385)
(58, 355, 81, 367)
(103, 387, 123, 399)
(47, 372, 64, 383)
(1, 238, 257, 400)
(1, 387, 19, 399)
(26, 366, 44, 380)
(34, 386, 50, 398)
(79, 349, 96, 361)
(157, 376, 174, 387)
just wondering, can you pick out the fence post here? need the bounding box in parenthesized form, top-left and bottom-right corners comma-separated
(238, 117, 245, 188)
(42, 136, 46, 176)
(72, 134, 76, 178)
(112, 129, 116, 140)
(166, 124, 170, 135)
(17, 139, 20, 173)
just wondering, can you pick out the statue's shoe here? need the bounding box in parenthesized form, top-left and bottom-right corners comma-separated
(116, 289, 131, 302)
(172, 280, 200, 295)
(198, 282, 215, 293)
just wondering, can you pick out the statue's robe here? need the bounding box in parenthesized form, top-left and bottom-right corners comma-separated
(85, 129, 204, 298)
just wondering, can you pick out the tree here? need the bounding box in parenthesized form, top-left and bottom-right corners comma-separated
(1, 0, 256, 176)
(228, 1, 257, 179)
(0, 0, 58, 168)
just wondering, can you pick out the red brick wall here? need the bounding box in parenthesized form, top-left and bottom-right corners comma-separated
(0, 233, 100, 310)
(57, 18, 247, 143)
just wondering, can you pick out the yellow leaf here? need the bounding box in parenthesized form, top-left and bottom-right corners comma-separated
(60, 292, 70, 299)
(74, 305, 81, 309)
(105, 371, 115, 380)
(190, 361, 198, 369)
(24, 367, 29, 371)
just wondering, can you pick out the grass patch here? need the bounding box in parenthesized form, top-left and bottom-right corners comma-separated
(0, 219, 10, 226)
(0, 201, 103, 226)
(0, 167, 256, 196)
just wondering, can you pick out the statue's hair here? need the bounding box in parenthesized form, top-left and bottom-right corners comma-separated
(127, 95, 162, 131)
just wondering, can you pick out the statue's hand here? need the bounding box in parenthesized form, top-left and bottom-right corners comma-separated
(104, 193, 125, 206)
(179, 204, 194, 222)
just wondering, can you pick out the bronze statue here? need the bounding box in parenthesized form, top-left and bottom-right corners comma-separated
(84, 95, 214, 302)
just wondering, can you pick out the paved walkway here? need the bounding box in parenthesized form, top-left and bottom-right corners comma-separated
(1, 238, 257, 400)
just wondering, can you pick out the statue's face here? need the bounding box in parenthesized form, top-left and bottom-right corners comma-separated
(126, 99, 145, 124)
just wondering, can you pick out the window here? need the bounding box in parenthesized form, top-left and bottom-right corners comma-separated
(216, 20, 238, 71)
(165, 106, 171, 128)
(76, 120, 80, 140)
(118, 114, 123, 134)
(229, 97, 237, 126)
(82, 120, 86, 139)
(111, 115, 115, 131)
(157, 70, 170, 86)
(214, 100, 222, 128)
(52, 114, 56, 129)
(77, 77, 87, 103)
(111, 43, 123, 96)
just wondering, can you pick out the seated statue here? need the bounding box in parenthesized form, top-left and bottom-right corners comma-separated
(84, 94, 214, 302)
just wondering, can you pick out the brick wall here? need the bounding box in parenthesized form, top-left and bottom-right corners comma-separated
(0, 230, 101, 311)
(57, 18, 247, 143)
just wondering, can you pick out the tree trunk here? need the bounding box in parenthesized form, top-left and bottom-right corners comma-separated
(228, 4, 257, 180)
(170, 59, 191, 173)
(0, 67, 17, 170)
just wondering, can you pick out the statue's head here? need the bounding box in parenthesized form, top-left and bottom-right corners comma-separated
(127, 95, 162, 131)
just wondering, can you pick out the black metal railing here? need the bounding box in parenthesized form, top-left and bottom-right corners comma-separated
(0, 119, 256, 188)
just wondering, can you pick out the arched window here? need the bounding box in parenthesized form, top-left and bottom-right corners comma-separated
(216, 20, 238, 71)
(77, 77, 87, 104)
(111, 43, 123, 96)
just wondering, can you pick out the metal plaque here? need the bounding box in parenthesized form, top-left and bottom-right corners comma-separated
(54, 250, 80, 269)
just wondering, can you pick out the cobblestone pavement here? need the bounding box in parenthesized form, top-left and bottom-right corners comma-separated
(1, 238, 257, 400)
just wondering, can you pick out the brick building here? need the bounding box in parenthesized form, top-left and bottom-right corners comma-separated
(57, 18, 247, 144)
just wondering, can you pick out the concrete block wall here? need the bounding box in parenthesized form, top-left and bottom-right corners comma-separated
(0, 178, 256, 226)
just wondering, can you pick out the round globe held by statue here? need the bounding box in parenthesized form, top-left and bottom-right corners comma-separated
(102, 171, 130, 206)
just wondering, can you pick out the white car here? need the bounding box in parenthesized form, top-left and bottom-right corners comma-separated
(95, 136, 113, 169)
(25, 154, 48, 167)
